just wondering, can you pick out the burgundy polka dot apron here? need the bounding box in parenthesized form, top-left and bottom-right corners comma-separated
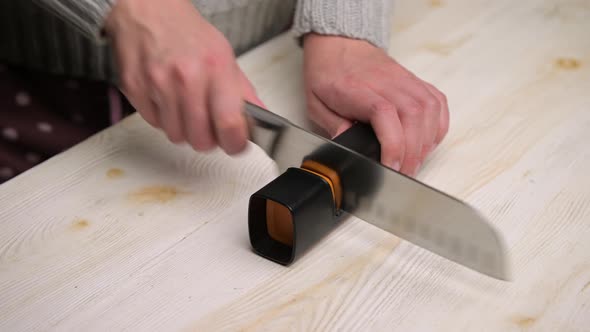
(0, 63, 134, 184)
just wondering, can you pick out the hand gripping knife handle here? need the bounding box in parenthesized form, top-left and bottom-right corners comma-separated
(248, 123, 382, 265)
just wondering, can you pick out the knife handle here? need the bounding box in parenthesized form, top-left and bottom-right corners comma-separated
(301, 122, 383, 214)
(332, 122, 381, 162)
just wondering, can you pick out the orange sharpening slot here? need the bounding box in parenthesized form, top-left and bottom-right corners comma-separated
(266, 200, 294, 246)
(265, 160, 342, 247)
(301, 160, 342, 210)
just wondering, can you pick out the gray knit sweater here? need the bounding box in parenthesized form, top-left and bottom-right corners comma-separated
(0, 0, 393, 83)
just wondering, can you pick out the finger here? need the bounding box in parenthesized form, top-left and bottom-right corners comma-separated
(370, 103, 405, 171)
(143, 99, 161, 128)
(147, 64, 184, 143)
(238, 71, 266, 109)
(115, 41, 160, 128)
(315, 84, 404, 169)
(122, 75, 161, 128)
(176, 63, 217, 151)
(392, 95, 424, 176)
(401, 80, 440, 160)
(422, 80, 450, 147)
(307, 91, 353, 138)
(208, 67, 249, 155)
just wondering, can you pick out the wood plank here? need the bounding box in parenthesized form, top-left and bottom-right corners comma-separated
(1, 0, 589, 331)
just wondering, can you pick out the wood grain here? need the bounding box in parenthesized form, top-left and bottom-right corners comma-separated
(1, 0, 589, 331)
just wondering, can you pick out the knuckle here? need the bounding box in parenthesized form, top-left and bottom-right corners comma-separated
(403, 103, 423, 117)
(369, 102, 396, 117)
(217, 113, 243, 133)
(202, 51, 232, 71)
(171, 59, 200, 86)
(424, 96, 440, 111)
(147, 64, 167, 86)
(327, 75, 358, 95)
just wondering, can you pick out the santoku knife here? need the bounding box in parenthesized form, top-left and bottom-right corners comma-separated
(245, 101, 510, 281)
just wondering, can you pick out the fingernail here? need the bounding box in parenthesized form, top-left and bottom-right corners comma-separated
(392, 161, 401, 171)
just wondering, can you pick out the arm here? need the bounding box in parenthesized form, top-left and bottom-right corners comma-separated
(32, 0, 115, 42)
(33, 0, 264, 155)
(293, 0, 450, 176)
(292, 0, 394, 50)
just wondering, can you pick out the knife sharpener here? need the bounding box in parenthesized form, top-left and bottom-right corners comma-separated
(248, 123, 381, 265)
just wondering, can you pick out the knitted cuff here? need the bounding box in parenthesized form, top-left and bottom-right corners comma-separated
(33, 0, 116, 43)
(291, 0, 394, 50)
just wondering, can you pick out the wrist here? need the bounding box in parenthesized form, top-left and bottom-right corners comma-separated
(302, 33, 340, 48)
(303, 33, 373, 49)
(302, 32, 321, 45)
(303, 33, 377, 63)
(103, 0, 130, 37)
(103, 0, 202, 38)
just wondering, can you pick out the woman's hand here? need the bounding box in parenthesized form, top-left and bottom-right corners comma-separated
(105, 0, 263, 154)
(303, 34, 449, 176)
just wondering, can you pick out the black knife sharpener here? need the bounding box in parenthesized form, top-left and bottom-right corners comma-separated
(248, 123, 381, 265)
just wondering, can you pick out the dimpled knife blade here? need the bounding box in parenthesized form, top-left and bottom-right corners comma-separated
(245, 102, 510, 280)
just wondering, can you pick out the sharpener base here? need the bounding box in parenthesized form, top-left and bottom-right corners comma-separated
(248, 167, 342, 265)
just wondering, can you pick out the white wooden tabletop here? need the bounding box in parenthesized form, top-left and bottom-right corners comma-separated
(1, 0, 589, 331)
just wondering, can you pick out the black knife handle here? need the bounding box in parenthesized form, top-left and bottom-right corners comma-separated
(332, 122, 381, 162)
(301, 121, 384, 213)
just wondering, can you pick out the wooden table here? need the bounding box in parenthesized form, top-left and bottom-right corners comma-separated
(1, 0, 589, 330)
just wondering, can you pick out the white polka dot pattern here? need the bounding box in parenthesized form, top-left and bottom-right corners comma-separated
(2, 127, 19, 141)
(0, 167, 14, 178)
(25, 153, 42, 164)
(37, 122, 53, 133)
(15, 91, 32, 107)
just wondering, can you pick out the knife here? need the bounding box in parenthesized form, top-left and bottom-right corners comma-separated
(244, 101, 510, 281)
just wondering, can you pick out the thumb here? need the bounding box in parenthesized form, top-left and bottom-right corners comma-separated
(307, 92, 353, 138)
(238, 71, 267, 109)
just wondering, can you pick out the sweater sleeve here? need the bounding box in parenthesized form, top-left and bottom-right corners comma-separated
(291, 0, 394, 50)
(32, 0, 116, 42)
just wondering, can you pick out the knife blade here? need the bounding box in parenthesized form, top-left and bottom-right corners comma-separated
(244, 102, 510, 281)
